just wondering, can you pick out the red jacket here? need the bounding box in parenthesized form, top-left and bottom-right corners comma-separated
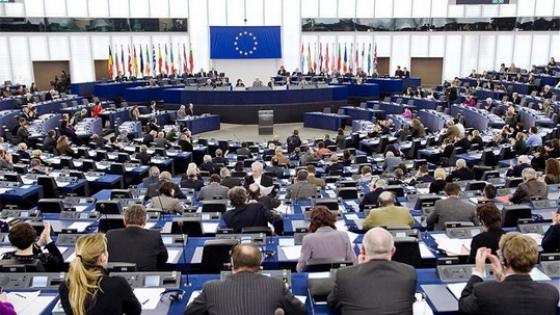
(92, 105, 103, 117)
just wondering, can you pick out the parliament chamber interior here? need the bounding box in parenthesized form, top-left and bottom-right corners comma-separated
(0, 0, 560, 314)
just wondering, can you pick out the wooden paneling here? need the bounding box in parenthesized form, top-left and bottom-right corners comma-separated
(377, 57, 390, 76)
(411, 57, 443, 88)
(32, 61, 70, 90)
(94, 59, 109, 81)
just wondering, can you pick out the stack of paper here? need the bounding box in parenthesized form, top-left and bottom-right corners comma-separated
(133, 288, 165, 310)
(202, 222, 219, 234)
(7, 291, 56, 315)
(436, 238, 471, 256)
(279, 238, 295, 247)
(280, 245, 302, 260)
(447, 282, 467, 300)
(67, 222, 91, 232)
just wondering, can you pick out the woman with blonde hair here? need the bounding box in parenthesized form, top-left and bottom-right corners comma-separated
(429, 167, 448, 194)
(59, 233, 140, 315)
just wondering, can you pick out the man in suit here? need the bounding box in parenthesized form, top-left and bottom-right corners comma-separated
(394, 65, 405, 77)
(363, 192, 414, 229)
(135, 145, 151, 165)
(359, 178, 386, 211)
(244, 161, 273, 188)
(106, 205, 168, 271)
(447, 159, 475, 181)
(236, 142, 252, 158)
(185, 243, 306, 315)
(145, 171, 185, 199)
(511, 167, 548, 204)
(542, 209, 560, 252)
(286, 170, 318, 200)
(402, 67, 410, 78)
(15, 117, 29, 143)
(223, 186, 283, 234)
(199, 174, 229, 201)
(427, 183, 478, 230)
(142, 166, 160, 188)
(306, 165, 325, 189)
(327, 227, 417, 315)
(506, 155, 531, 177)
(459, 233, 559, 315)
(220, 168, 242, 189)
(265, 158, 285, 178)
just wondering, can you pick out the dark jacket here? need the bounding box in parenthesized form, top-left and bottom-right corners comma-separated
(222, 203, 282, 234)
(467, 229, 506, 263)
(447, 168, 475, 181)
(359, 188, 384, 210)
(506, 163, 530, 177)
(180, 178, 204, 191)
(459, 274, 559, 315)
(184, 271, 306, 315)
(59, 272, 141, 315)
(542, 224, 560, 252)
(0, 242, 63, 272)
(327, 260, 417, 315)
(42, 137, 56, 153)
(145, 180, 185, 199)
(106, 226, 168, 271)
(429, 179, 447, 194)
(221, 176, 242, 189)
(511, 179, 548, 204)
(135, 152, 151, 165)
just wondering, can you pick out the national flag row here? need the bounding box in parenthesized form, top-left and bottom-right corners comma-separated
(299, 42, 379, 76)
(107, 43, 194, 78)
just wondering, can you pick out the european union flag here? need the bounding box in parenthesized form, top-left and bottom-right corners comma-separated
(210, 26, 282, 59)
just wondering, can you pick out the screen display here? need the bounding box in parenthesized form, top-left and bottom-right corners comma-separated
(32, 276, 48, 287)
(144, 275, 160, 287)
(20, 211, 28, 218)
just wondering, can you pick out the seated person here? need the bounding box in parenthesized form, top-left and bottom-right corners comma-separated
(447, 159, 475, 181)
(306, 164, 325, 189)
(363, 192, 414, 229)
(325, 154, 344, 175)
(480, 184, 499, 203)
(542, 209, 560, 252)
(286, 170, 318, 200)
(459, 234, 559, 315)
(236, 142, 252, 157)
(382, 151, 402, 173)
(415, 165, 434, 183)
(180, 164, 204, 191)
(247, 183, 277, 211)
(506, 155, 530, 177)
(106, 205, 168, 271)
(511, 168, 548, 204)
(135, 145, 151, 165)
(360, 178, 386, 210)
(142, 166, 160, 187)
(29, 158, 48, 175)
(223, 187, 283, 234)
(16, 143, 30, 160)
(467, 204, 506, 263)
(244, 161, 273, 188)
(200, 154, 219, 174)
(544, 158, 560, 185)
(220, 168, 242, 189)
(296, 206, 356, 272)
(185, 243, 306, 315)
(1, 222, 63, 272)
(212, 149, 228, 165)
(266, 157, 285, 177)
(273, 147, 290, 166)
(199, 174, 229, 201)
(327, 228, 417, 314)
(315, 141, 333, 159)
(59, 233, 141, 315)
(146, 171, 185, 199)
(427, 183, 478, 231)
(149, 182, 186, 214)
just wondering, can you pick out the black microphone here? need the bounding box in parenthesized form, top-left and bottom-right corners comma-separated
(181, 233, 191, 287)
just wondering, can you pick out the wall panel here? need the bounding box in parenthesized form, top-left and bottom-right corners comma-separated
(412, 0, 431, 18)
(338, 0, 356, 18)
(129, 0, 150, 17)
(70, 36, 94, 83)
(461, 34, 479, 76)
(411, 35, 429, 57)
(226, 0, 244, 25)
(513, 33, 531, 69)
(246, 0, 264, 25)
(264, 0, 282, 25)
(109, 0, 129, 17)
(150, 0, 169, 17)
(283, 0, 301, 71)
(356, 0, 375, 18)
(393, 0, 411, 18)
(49, 36, 70, 61)
(319, 0, 337, 18)
(9, 37, 32, 85)
(429, 34, 445, 57)
(188, 0, 209, 72)
(0, 37, 12, 83)
(24, 0, 43, 17)
(531, 34, 550, 67)
(478, 34, 496, 71)
(44, 0, 66, 16)
(443, 34, 462, 80)
(390, 34, 410, 73)
(495, 34, 514, 68)
(208, 0, 227, 25)
(301, 0, 318, 18)
(517, 0, 536, 16)
(374, 0, 392, 18)
(169, 0, 189, 18)
(88, 0, 109, 17)
(29, 36, 49, 60)
(66, 0, 88, 17)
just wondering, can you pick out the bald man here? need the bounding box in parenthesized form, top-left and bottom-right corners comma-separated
(185, 244, 306, 315)
(362, 192, 414, 229)
(327, 228, 417, 315)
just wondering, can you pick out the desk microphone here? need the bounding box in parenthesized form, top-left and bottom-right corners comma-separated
(181, 233, 191, 287)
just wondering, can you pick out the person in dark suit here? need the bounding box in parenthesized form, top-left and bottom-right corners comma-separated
(135, 145, 151, 165)
(394, 65, 405, 77)
(359, 178, 386, 210)
(222, 186, 283, 234)
(185, 243, 306, 315)
(220, 168, 242, 189)
(106, 205, 168, 271)
(244, 161, 274, 188)
(142, 130, 157, 145)
(511, 168, 548, 204)
(459, 233, 559, 315)
(42, 130, 57, 153)
(429, 168, 448, 194)
(542, 209, 560, 252)
(142, 166, 160, 188)
(199, 155, 219, 174)
(506, 155, 531, 177)
(427, 183, 478, 230)
(59, 233, 141, 315)
(145, 171, 185, 199)
(468, 204, 506, 263)
(15, 117, 29, 143)
(1, 222, 63, 272)
(446, 159, 475, 181)
(212, 148, 228, 165)
(328, 227, 417, 315)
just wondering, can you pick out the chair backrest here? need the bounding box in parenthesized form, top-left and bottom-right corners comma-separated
(241, 226, 272, 236)
(98, 215, 126, 233)
(502, 205, 532, 227)
(37, 198, 64, 213)
(95, 201, 122, 215)
(110, 189, 132, 199)
(201, 200, 228, 213)
(82, 159, 96, 172)
(201, 239, 239, 273)
(505, 177, 523, 188)
(171, 218, 203, 237)
(393, 237, 422, 267)
(37, 176, 59, 198)
(303, 257, 353, 272)
(465, 181, 487, 192)
(109, 163, 126, 174)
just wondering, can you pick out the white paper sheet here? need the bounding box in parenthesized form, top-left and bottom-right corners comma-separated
(307, 272, 331, 279)
(56, 182, 69, 187)
(436, 238, 471, 256)
(530, 267, 551, 281)
(345, 214, 359, 221)
(446, 282, 467, 300)
(67, 222, 91, 232)
(166, 248, 182, 264)
(279, 238, 295, 247)
(6, 291, 55, 315)
(295, 295, 307, 304)
(419, 242, 436, 259)
(133, 288, 166, 310)
(0, 246, 14, 258)
(65, 252, 76, 263)
(202, 222, 219, 234)
(74, 205, 89, 212)
(280, 245, 302, 260)
(335, 220, 347, 231)
(187, 290, 201, 305)
(326, 190, 337, 198)
(145, 222, 156, 230)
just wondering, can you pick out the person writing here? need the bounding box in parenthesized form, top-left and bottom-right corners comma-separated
(59, 233, 141, 315)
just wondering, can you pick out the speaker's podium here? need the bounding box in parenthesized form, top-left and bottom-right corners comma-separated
(258, 110, 274, 135)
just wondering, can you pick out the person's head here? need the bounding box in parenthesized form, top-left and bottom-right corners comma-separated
(209, 174, 221, 184)
(521, 167, 537, 182)
(293, 129, 299, 136)
(444, 183, 461, 197)
(361, 228, 395, 261)
(8, 222, 36, 250)
(158, 171, 172, 182)
(483, 184, 497, 200)
(434, 167, 446, 180)
(296, 170, 308, 182)
(234, 161, 244, 172)
(476, 204, 502, 231)
(30, 158, 42, 169)
(228, 186, 248, 206)
(220, 167, 231, 178)
(418, 165, 429, 175)
(516, 132, 526, 141)
(140, 145, 148, 154)
(124, 204, 147, 227)
(529, 127, 537, 135)
(157, 132, 165, 139)
(17, 142, 27, 152)
(378, 191, 396, 207)
(393, 168, 404, 179)
(455, 159, 467, 169)
(251, 161, 263, 177)
(186, 163, 199, 178)
(517, 155, 529, 165)
(158, 181, 176, 197)
(203, 154, 212, 163)
(309, 206, 337, 232)
(148, 166, 160, 178)
(317, 141, 325, 149)
(337, 128, 344, 136)
(498, 232, 539, 274)
(230, 243, 262, 273)
(545, 158, 560, 177)
(247, 183, 261, 200)
(215, 148, 223, 157)
(329, 154, 338, 163)
(361, 165, 372, 176)
(48, 130, 56, 138)
(67, 233, 108, 315)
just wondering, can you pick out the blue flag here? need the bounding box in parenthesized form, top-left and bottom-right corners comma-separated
(210, 26, 282, 59)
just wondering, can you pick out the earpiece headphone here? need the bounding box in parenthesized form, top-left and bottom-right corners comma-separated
(160, 289, 185, 303)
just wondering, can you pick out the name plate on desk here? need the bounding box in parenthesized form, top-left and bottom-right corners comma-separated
(1, 209, 41, 219)
(216, 233, 267, 245)
(0, 272, 66, 289)
(110, 271, 181, 289)
(182, 212, 222, 221)
(436, 258, 491, 282)
(446, 227, 482, 239)
(55, 233, 82, 246)
(518, 222, 552, 235)
(59, 211, 99, 220)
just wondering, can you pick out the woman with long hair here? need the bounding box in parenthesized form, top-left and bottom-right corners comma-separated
(544, 158, 560, 184)
(59, 233, 140, 315)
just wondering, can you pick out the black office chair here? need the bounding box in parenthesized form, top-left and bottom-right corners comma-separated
(466, 181, 486, 192)
(37, 176, 61, 199)
(95, 201, 122, 215)
(117, 153, 130, 163)
(110, 189, 132, 199)
(337, 187, 358, 200)
(505, 177, 524, 188)
(393, 237, 422, 267)
(171, 218, 204, 237)
(82, 159, 97, 172)
(106, 262, 137, 272)
(0, 260, 42, 273)
(98, 215, 126, 233)
(473, 166, 492, 180)
(241, 226, 272, 236)
(95, 151, 108, 161)
(109, 163, 126, 175)
(200, 239, 239, 273)
(37, 199, 64, 213)
(384, 185, 405, 197)
(354, 155, 368, 164)
(482, 170, 500, 181)
(502, 205, 532, 228)
(315, 199, 339, 210)
(201, 200, 228, 213)
(303, 257, 353, 272)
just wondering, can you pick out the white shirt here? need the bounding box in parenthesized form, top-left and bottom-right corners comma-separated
(253, 175, 262, 186)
